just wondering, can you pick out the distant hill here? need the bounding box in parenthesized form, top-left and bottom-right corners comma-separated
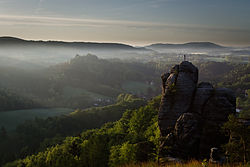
(0, 54, 160, 109)
(0, 37, 26, 43)
(0, 36, 146, 51)
(146, 42, 224, 49)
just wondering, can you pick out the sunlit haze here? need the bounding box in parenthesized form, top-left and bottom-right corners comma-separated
(0, 0, 250, 46)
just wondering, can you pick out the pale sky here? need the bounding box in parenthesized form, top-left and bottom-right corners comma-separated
(0, 0, 249, 46)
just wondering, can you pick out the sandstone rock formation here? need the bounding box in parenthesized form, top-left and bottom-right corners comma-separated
(159, 61, 236, 160)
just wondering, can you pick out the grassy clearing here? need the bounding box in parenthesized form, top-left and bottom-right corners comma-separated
(0, 108, 73, 131)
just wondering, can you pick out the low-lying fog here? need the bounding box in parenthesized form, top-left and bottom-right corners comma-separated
(0, 42, 249, 71)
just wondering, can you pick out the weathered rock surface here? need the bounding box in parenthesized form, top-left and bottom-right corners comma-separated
(159, 61, 198, 136)
(158, 61, 236, 160)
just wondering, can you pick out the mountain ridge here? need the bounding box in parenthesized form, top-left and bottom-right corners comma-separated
(0, 36, 225, 50)
(0, 36, 145, 51)
(147, 41, 224, 49)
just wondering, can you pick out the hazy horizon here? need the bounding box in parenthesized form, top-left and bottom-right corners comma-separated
(1, 36, 249, 48)
(0, 0, 249, 47)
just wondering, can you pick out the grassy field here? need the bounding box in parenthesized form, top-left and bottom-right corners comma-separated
(0, 108, 73, 131)
(122, 161, 248, 167)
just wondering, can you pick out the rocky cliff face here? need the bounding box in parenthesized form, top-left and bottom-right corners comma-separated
(159, 61, 236, 160)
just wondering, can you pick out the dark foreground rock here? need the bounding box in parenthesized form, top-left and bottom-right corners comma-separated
(158, 61, 235, 160)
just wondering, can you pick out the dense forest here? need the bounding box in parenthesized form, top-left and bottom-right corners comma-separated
(0, 94, 146, 165)
(0, 53, 249, 166)
(0, 88, 38, 112)
(4, 95, 250, 167)
(3, 96, 161, 167)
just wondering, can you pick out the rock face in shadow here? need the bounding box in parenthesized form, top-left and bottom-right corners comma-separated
(159, 61, 198, 136)
(158, 61, 236, 160)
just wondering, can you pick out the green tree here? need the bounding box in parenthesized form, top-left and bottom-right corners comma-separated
(222, 115, 250, 164)
(109, 142, 137, 167)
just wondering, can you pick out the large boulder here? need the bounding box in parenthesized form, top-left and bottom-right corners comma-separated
(159, 61, 198, 136)
(158, 61, 235, 160)
(198, 88, 236, 158)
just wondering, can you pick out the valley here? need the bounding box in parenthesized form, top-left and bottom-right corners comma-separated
(0, 37, 249, 166)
